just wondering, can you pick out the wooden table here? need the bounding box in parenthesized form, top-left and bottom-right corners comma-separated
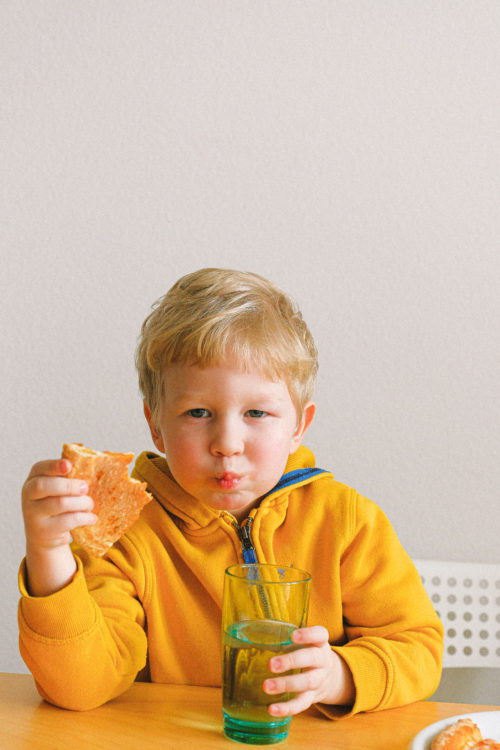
(1, 672, 498, 750)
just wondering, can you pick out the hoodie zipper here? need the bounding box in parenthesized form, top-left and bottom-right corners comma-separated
(234, 516, 273, 617)
(235, 516, 258, 563)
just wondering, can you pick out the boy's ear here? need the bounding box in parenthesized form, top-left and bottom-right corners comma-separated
(289, 401, 316, 453)
(143, 402, 165, 453)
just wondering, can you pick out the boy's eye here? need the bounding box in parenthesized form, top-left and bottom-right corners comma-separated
(187, 408, 210, 418)
(246, 409, 267, 418)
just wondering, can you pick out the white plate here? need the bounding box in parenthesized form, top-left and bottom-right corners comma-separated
(408, 711, 500, 750)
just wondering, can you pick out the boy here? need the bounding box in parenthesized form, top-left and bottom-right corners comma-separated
(19, 268, 443, 716)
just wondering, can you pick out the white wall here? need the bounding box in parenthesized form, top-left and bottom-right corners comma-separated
(2, 1, 499, 675)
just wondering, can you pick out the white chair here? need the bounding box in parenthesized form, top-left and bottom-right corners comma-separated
(413, 559, 500, 703)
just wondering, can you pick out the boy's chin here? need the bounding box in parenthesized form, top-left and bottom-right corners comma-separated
(206, 496, 259, 521)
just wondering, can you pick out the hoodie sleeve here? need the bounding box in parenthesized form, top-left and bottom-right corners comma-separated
(320, 492, 444, 719)
(18, 542, 148, 711)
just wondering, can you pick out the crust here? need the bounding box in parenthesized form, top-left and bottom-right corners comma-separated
(62, 442, 152, 557)
(431, 719, 483, 750)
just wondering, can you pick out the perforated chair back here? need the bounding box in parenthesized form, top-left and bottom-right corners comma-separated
(413, 559, 500, 668)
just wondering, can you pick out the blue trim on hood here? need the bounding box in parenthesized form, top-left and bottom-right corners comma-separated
(261, 467, 328, 500)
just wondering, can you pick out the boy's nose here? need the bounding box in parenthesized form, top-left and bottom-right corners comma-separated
(209, 419, 244, 457)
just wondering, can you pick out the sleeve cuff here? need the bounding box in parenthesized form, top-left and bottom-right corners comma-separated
(18, 555, 99, 639)
(315, 642, 392, 720)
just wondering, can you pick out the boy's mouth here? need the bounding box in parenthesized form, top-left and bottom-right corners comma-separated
(216, 472, 241, 490)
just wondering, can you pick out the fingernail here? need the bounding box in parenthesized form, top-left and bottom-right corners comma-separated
(271, 658, 281, 671)
(79, 481, 88, 494)
(265, 680, 276, 692)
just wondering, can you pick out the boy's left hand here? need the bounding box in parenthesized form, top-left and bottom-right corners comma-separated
(263, 625, 355, 716)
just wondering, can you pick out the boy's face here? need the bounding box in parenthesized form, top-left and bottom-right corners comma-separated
(144, 359, 315, 521)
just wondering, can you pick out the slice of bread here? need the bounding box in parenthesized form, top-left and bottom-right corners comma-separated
(62, 442, 152, 557)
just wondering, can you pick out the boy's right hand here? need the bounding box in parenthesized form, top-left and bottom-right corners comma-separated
(22, 459, 97, 550)
(21, 459, 97, 596)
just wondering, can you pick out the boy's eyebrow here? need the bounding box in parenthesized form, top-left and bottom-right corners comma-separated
(166, 389, 290, 406)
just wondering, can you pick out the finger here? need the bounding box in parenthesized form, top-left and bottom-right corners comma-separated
(268, 690, 316, 718)
(45, 510, 98, 534)
(264, 669, 320, 696)
(25, 508, 98, 549)
(35, 495, 95, 518)
(292, 625, 329, 647)
(269, 645, 326, 673)
(25, 497, 97, 528)
(24, 475, 88, 502)
(25, 459, 72, 481)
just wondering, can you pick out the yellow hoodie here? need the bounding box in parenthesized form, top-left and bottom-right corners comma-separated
(18, 446, 443, 715)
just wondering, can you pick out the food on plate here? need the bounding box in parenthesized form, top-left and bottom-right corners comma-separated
(62, 443, 152, 556)
(431, 718, 482, 750)
(431, 717, 500, 750)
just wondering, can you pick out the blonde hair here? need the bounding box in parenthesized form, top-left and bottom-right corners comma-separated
(135, 268, 318, 423)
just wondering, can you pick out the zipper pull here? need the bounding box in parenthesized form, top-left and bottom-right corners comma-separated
(236, 517, 258, 563)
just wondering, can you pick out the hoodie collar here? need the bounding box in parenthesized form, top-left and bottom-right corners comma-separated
(132, 445, 330, 530)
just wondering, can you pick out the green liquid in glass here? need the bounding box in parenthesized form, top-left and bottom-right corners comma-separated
(222, 619, 297, 745)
